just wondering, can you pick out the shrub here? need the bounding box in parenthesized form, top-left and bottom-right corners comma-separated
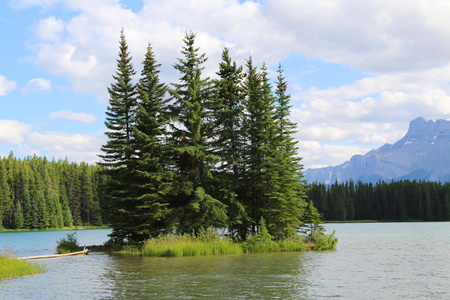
(56, 232, 81, 254)
(242, 219, 279, 253)
(278, 237, 308, 252)
(312, 230, 338, 251)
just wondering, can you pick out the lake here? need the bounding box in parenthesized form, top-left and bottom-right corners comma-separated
(1, 223, 449, 299)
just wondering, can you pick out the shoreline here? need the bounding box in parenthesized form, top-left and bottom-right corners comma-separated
(0, 226, 111, 233)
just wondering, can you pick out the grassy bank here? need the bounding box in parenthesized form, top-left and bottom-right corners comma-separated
(0, 253, 46, 279)
(121, 227, 337, 257)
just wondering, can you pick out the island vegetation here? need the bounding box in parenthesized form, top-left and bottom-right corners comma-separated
(98, 29, 336, 254)
(56, 232, 82, 254)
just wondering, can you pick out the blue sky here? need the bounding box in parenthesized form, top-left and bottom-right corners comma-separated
(1, 0, 450, 169)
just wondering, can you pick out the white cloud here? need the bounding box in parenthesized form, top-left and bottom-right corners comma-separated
(0, 120, 32, 144)
(24, 78, 51, 92)
(23, 131, 105, 163)
(298, 140, 370, 169)
(16, 0, 450, 169)
(48, 110, 97, 122)
(26, 131, 103, 151)
(13, 0, 62, 9)
(26, 0, 450, 99)
(37, 16, 65, 41)
(0, 75, 16, 96)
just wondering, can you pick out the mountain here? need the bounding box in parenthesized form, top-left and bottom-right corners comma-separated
(304, 117, 450, 183)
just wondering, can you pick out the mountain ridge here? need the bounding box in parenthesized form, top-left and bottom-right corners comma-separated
(304, 117, 450, 183)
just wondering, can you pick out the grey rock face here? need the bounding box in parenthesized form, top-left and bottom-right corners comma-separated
(304, 117, 450, 183)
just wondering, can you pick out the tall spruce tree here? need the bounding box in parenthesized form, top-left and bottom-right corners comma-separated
(169, 31, 227, 234)
(130, 43, 174, 241)
(99, 29, 138, 243)
(263, 64, 307, 239)
(212, 48, 248, 240)
(241, 59, 278, 236)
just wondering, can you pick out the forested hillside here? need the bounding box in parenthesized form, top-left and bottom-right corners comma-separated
(0, 153, 108, 230)
(309, 180, 450, 221)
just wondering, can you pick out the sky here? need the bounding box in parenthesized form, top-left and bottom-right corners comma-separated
(1, 0, 450, 169)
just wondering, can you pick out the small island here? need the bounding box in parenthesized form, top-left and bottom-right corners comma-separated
(96, 30, 337, 253)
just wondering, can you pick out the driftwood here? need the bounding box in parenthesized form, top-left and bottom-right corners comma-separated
(17, 248, 90, 260)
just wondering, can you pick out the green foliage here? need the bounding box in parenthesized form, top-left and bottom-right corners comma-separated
(242, 219, 279, 253)
(131, 42, 174, 241)
(13, 200, 24, 229)
(299, 199, 324, 242)
(0, 154, 106, 230)
(262, 65, 308, 239)
(124, 228, 243, 257)
(277, 237, 307, 252)
(56, 232, 81, 254)
(168, 31, 227, 235)
(98, 28, 139, 244)
(0, 251, 46, 279)
(310, 180, 450, 222)
(212, 48, 248, 241)
(312, 230, 338, 251)
(95, 30, 325, 246)
(120, 224, 320, 257)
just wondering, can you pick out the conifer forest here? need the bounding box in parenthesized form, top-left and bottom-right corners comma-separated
(309, 180, 450, 222)
(0, 153, 107, 230)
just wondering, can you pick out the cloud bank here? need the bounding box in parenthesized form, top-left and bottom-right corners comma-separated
(48, 110, 97, 122)
(9, 0, 450, 167)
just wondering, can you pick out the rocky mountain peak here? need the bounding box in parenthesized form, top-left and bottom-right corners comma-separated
(399, 117, 450, 144)
(304, 117, 450, 183)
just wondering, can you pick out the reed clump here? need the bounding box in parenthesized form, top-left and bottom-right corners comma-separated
(121, 222, 327, 257)
(125, 227, 243, 257)
(0, 252, 46, 279)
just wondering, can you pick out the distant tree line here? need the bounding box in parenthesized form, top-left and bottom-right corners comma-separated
(99, 30, 311, 244)
(309, 180, 450, 221)
(0, 153, 108, 230)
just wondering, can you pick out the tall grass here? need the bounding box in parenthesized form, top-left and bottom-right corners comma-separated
(242, 220, 308, 253)
(0, 252, 46, 279)
(125, 228, 243, 257)
(121, 224, 325, 257)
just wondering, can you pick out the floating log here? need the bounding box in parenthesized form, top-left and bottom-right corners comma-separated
(17, 248, 90, 260)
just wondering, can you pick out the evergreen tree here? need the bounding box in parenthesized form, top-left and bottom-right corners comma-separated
(99, 29, 138, 242)
(242, 59, 278, 236)
(212, 48, 248, 240)
(59, 181, 73, 227)
(0, 159, 12, 228)
(300, 199, 324, 242)
(263, 65, 307, 239)
(80, 163, 95, 224)
(169, 31, 227, 234)
(129, 42, 174, 241)
(13, 199, 24, 229)
(21, 161, 33, 228)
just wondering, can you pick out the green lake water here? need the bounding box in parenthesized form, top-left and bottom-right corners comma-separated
(1, 223, 449, 299)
